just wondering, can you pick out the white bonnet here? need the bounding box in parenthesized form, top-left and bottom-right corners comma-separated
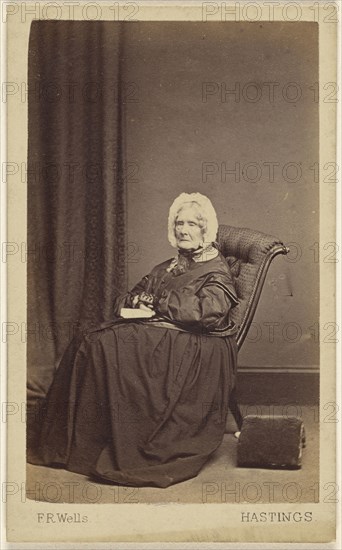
(168, 192, 218, 248)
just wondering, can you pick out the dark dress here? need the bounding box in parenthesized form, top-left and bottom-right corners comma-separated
(29, 251, 239, 488)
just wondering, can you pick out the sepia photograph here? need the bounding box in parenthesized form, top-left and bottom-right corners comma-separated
(2, 1, 339, 545)
(26, 17, 320, 502)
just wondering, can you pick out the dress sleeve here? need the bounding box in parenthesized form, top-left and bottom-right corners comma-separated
(156, 277, 238, 330)
(113, 275, 150, 317)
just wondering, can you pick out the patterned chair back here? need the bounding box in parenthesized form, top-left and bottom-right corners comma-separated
(217, 224, 288, 350)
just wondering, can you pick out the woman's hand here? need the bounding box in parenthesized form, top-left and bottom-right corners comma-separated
(132, 292, 156, 313)
(138, 294, 156, 316)
(138, 291, 155, 307)
(138, 303, 155, 315)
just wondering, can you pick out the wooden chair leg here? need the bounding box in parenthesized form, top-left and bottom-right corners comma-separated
(229, 387, 243, 430)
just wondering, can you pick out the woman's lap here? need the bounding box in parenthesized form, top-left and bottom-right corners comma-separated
(30, 322, 237, 487)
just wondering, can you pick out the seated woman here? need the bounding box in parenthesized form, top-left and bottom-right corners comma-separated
(29, 192, 239, 488)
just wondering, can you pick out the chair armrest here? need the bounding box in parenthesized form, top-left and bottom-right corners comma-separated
(236, 243, 289, 350)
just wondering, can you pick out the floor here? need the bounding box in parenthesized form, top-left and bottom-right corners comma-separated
(26, 406, 319, 504)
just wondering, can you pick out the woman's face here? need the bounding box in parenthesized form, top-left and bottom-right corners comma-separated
(174, 205, 204, 251)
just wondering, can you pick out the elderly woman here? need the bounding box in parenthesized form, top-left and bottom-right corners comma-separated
(31, 193, 238, 487)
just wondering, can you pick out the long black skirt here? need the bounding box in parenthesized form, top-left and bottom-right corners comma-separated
(28, 321, 237, 488)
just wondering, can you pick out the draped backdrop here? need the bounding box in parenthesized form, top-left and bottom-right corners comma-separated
(27, 22, 127, 402)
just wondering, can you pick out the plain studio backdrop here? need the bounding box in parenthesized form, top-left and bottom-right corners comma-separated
(27, 21, 319, 404)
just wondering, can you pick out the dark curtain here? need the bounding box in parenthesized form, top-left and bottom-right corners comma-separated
(27, 21, 127, 403)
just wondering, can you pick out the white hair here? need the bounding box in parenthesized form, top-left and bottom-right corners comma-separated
(168, 192, 218, 248)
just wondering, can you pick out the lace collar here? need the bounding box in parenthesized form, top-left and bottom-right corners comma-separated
(166, 243, 219, 275)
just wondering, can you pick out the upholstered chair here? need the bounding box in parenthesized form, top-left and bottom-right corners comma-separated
(217, 225, 289, 429)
